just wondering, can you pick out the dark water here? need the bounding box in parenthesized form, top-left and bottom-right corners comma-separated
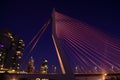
(0, 73, 120, 80)
(76, 76, 120, 80)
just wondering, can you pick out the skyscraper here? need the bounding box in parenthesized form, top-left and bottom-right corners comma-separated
(0, 29, 25, 72)
(27, 56, 35, 73)
(40, 59, 48, 74)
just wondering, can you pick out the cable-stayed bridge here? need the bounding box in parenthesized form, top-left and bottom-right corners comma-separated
(1, 10, 120, 80)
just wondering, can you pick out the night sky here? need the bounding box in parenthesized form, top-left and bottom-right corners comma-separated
(0, 0, 119, 72)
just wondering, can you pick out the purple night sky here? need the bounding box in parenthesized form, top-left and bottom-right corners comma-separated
(0, 0, 119, 73)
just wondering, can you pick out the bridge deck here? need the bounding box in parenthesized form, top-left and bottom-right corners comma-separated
(0, 73, 120, 80)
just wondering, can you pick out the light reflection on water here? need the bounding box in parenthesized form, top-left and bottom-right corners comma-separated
(76, 76, 103, 80)
(76, 76, 120, 80)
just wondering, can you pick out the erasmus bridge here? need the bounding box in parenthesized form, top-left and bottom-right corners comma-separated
(0, 10, 120, 80)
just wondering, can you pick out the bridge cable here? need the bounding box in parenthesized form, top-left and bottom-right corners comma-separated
(28, 19, 51, 54)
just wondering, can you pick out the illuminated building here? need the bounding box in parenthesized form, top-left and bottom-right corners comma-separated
(0, 29, 25, 72)
(27, 56, 35, 73)
(40, 60, 48, 74)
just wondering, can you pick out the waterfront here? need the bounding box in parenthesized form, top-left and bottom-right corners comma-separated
(0, 72, 120, 80)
